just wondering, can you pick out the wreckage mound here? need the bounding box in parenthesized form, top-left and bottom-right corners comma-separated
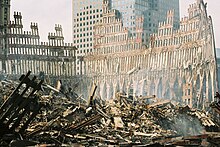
(23, 95, 220, 146)
(0, 76, 220, 146)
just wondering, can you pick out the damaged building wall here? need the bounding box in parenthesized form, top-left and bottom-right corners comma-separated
(0, 31, 3, 73)
(84, 0, 218, 109)
(0, 11, 77, 80)
(0, 0, 10, 75)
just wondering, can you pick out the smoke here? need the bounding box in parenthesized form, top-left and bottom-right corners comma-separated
(173, 114, 205, 136)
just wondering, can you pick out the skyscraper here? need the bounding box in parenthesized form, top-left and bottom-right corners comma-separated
(111, 0, 179, 44)
(72, 0, 103, 75)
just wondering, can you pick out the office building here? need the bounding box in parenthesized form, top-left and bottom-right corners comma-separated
(111, 0, 179, 44)
(72, 0, 103, 75)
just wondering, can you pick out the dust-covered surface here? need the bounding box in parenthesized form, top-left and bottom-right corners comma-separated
(0, 76, 220, 146)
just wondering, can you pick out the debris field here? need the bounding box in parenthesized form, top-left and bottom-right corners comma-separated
(0, 72, 220, 146)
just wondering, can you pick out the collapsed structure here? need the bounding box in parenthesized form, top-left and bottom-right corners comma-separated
(84, 0, 218, 109)
(0, 76, 220, 146)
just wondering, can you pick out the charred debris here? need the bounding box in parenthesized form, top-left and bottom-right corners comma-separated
(0, 72, 220, 146)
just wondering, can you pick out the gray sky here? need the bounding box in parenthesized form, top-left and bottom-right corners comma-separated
(11, 0, 220, 47)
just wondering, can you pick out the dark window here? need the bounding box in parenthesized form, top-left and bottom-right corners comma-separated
(188, 89, 190, 95)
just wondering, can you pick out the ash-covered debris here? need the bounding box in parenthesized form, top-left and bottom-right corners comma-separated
(0, 76, 220, 146)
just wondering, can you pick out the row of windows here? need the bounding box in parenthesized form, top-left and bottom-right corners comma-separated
(75, 43, 93, 49)
(76, 9, 102, 16)
(74, 37, 93, 44)
(7, 60, 75, 76)
(9, 37, 39, 45)
(180, 21, 199, 32)
(8, 47, 74, 57)
(75, 14, 101, 22)
(155, 33, 198, 47)
(74, 20, 99, 27)
(73, 32, 93, 38)
(77, 48, 92, 54)
(93, 43, 142, 54)
(73, 26, 93, 33)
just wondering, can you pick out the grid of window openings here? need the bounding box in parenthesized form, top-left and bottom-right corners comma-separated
(72, 0, 103, 74)
(111, 0, 179, 44)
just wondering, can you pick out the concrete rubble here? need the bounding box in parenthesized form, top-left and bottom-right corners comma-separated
(0, 72, 220, 146)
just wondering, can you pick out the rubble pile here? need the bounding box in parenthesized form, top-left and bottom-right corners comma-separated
(1, 73, 220, 146)
(0, 80, 16, 105)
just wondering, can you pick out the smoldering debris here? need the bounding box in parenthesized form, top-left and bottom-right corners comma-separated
(0, 73, 220, 146)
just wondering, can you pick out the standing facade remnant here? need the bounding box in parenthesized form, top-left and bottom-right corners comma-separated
(0, 0, 77, 80)
(73, 0, 180, 75)
(84, 0, 218, 110)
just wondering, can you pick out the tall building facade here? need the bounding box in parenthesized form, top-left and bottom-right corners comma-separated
(111, 0, 179, 44)
(73, 0, 180, 75)
(0, 0, 77, 80)
(84, 0, 218, 109)
(0, 0, 11, 70)
(72, 0, 103, 75)
(0, 0, 10, 32)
